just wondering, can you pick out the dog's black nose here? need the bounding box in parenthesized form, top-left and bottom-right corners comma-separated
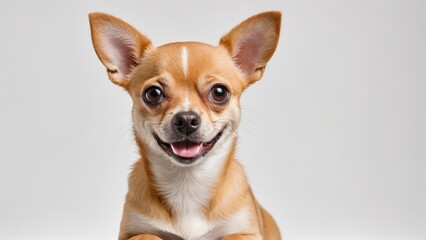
(172, 111, 200, 135)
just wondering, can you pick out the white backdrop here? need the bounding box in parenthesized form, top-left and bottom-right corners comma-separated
(0, 1, 425, 239)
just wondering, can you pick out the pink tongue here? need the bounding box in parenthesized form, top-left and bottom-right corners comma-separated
(171, 142, 203, 158)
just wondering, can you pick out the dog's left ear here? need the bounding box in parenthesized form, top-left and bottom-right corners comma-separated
(220, 11, 281, 84)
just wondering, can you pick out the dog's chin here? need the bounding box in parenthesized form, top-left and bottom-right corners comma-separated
(153, 131, 223, 166)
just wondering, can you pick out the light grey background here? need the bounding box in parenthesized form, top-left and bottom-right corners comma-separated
(0, 0, 425, 239)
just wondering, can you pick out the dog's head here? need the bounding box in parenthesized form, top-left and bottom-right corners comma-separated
(89, 12, 281, 166)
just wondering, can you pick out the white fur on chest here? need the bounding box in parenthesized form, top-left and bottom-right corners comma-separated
(148, 150, 227, 239)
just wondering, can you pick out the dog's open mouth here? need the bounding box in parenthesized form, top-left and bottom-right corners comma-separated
(154, 131, 223, 164)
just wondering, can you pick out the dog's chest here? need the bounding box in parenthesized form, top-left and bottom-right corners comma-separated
(126, 162, 250, 239)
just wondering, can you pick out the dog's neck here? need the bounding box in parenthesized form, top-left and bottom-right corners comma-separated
(140, 136, 236, 215)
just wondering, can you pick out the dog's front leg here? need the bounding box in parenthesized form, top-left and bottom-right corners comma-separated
(128, 234, 162, 240)
(222, 234, 261, 240)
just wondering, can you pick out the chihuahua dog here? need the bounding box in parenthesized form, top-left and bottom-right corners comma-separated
(89, 11, 281, 240)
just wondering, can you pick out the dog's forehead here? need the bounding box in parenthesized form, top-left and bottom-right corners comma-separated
(157, 42, 227, 67)
(151, 42, 241, 83)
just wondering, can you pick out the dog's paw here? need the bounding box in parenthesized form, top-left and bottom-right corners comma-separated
(128, 234, 162, 240)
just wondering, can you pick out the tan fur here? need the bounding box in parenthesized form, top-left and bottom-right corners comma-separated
(129, 235, 162, 240)
(89, 11, 281, 240)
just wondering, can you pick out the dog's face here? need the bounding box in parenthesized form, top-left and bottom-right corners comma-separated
(89, 12, 281, 166)
(128, 43, 245, 165)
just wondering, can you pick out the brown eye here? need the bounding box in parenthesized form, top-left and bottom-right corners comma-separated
(143, 86, 164, 105)
(209, 84, 230, 105)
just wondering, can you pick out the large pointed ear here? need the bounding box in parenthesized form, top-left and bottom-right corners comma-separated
(89, 12, 152, 88)
(220, 11, 281, 84)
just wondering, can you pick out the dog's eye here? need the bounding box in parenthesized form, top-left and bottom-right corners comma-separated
(143, 86, 165, 105)
(209, 84, 230, 105)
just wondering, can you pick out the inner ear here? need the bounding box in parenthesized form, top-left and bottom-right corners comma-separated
(106, 36, 137, 76)
(234, 31, 268, 74)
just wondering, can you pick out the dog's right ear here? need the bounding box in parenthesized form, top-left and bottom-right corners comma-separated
(89, 13, 152, 88)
